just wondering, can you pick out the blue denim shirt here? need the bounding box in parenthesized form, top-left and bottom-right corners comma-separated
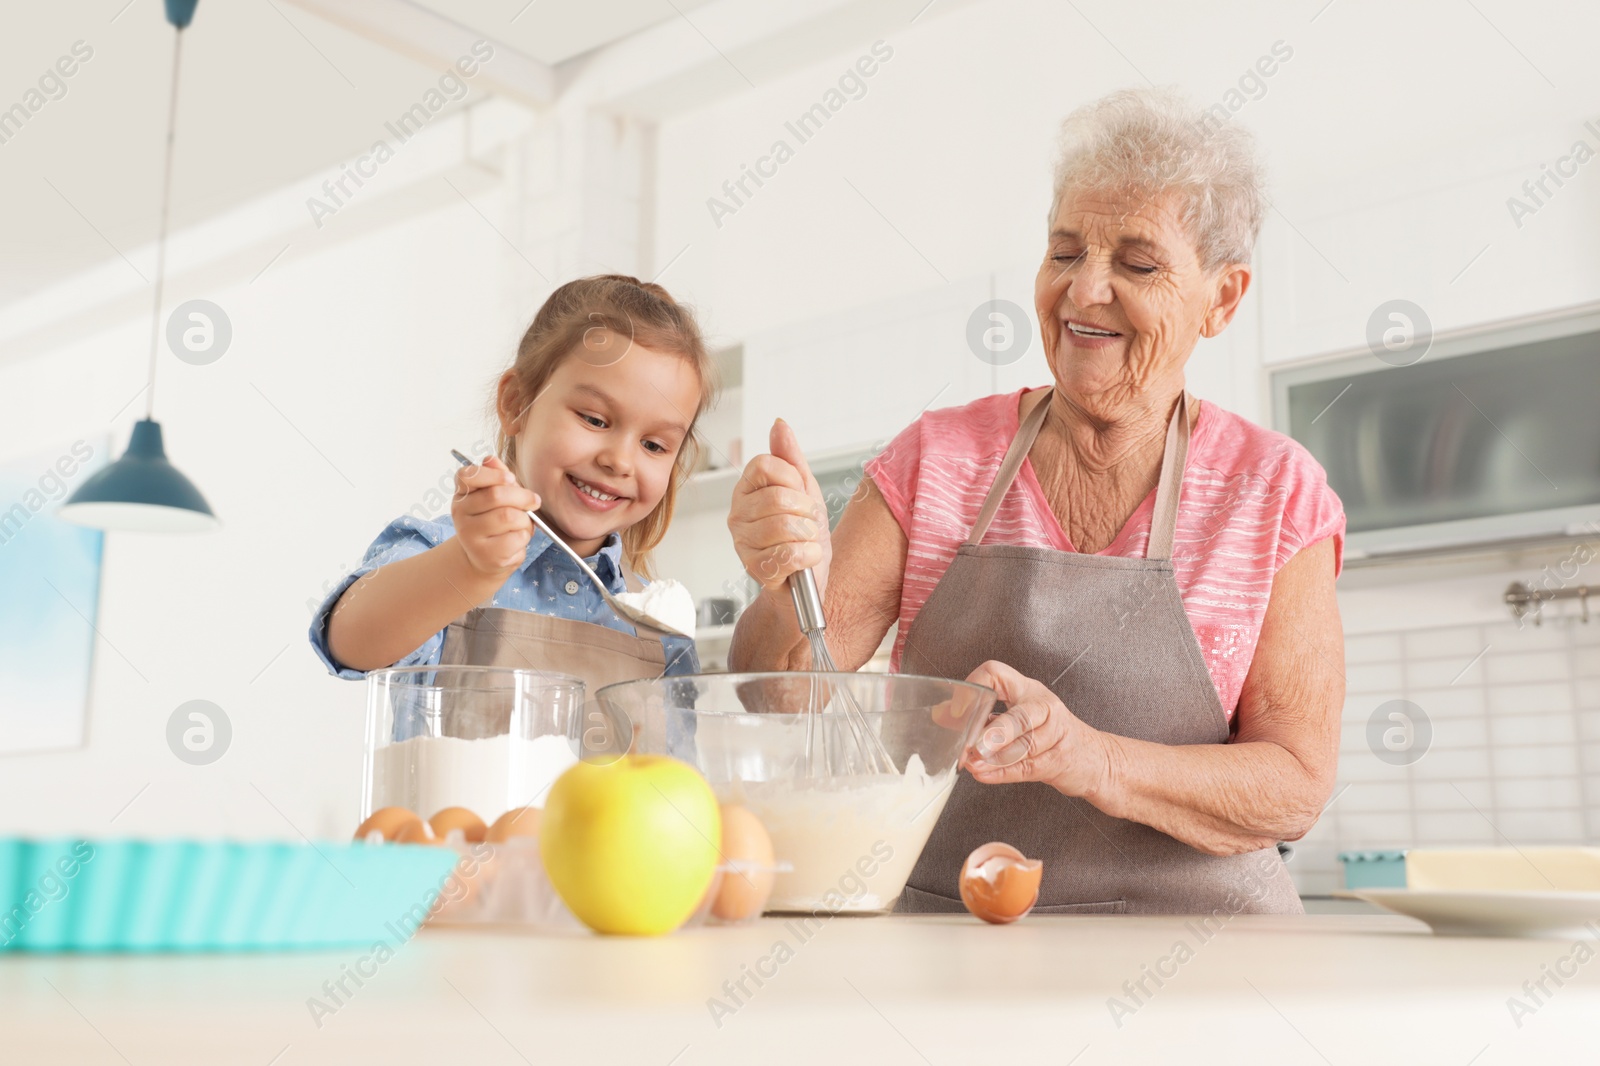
(308, 514, 699, 680)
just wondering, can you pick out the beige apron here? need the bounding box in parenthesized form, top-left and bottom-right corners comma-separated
(437, 568, 668, 691)
(427, 569, 671, 743)
(896, 388, 1302, 915)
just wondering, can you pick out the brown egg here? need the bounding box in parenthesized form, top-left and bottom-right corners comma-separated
(394, 818, 442, 845)
(713, 804, 776, 922)
(355, 806, 423, 842)
(485, 806, 541, 843)
(959, 842, 1043, 924)
(429, 807, 487, 843)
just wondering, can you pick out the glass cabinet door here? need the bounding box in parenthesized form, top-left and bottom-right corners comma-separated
(1286, 330, 1600, 536)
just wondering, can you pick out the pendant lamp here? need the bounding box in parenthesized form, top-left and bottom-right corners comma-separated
(60, 0, 217, 533)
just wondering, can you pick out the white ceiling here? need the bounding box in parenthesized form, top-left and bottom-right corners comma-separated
(407, 0, 712, 65)
(0, 0, 712, 307)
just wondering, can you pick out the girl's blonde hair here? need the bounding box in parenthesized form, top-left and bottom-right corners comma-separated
(492, 274, 717, 581)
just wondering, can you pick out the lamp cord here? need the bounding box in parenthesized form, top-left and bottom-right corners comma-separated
(145, 28, 184, 422)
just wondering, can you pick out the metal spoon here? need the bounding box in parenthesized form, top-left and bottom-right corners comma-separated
(450, 449, 692, 639)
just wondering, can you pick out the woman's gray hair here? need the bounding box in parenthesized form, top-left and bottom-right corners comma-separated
(1049, 87, 1266, 270)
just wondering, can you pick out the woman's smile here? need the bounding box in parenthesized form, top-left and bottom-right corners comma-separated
(1063, 317, 1125, 349)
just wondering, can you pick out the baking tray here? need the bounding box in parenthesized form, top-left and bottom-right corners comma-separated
(0, 838, 458, 952)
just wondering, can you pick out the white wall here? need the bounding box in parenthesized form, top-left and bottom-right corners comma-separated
(649, 0, 1600, 346)
(0, 195, 523, 841)
(1295, 613, 1600, 894)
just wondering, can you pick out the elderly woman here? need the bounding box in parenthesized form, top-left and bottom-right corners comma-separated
(726, 88, 1347, 915)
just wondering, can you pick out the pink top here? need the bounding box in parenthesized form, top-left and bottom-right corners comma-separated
(864, 388, 1346, 716)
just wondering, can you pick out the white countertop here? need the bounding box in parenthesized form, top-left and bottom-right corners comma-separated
(3, 912, 1595, 1064)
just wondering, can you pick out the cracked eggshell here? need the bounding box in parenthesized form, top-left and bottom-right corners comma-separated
(959, 841, 1043, 924)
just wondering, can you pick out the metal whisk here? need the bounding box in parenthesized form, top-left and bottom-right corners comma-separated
(789, 568, 898, 776)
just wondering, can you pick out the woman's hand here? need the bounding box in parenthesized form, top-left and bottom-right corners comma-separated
(963, 660, 1112, 799)
(451, 455, 542, 579)
(728, 419, 830, 599)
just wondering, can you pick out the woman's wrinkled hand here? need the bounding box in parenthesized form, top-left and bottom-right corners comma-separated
(727, 419, 830, 598)
(963, 660, 1113, 799)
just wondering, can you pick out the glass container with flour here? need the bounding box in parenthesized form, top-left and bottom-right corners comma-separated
(598, 672, 997, 913)
(362, 666, 586, 827)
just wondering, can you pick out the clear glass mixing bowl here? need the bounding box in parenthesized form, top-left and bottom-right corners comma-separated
(597, 672, 997, 914)
(362, 665, 585, 825)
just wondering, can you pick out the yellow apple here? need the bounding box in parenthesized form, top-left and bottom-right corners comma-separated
(540, 754, 721, 936)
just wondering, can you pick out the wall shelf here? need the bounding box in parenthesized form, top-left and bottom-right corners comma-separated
(677, 443, 883, 517)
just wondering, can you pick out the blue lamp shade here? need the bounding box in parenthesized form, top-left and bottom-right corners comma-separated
(59, 419, 218, 533)
(165, 0, 199, 28)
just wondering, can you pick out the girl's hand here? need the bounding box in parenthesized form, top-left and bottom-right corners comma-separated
(962, 660, 1113, 800)
(451, 455, 542, 579)
(728, 419, 829, 597)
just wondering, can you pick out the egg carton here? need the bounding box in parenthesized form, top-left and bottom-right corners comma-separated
(689, 860, 793, 928)
(425, 838, 578, 929)
(418, 838, 786, 931)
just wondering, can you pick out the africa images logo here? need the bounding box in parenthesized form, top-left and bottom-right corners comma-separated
(305, 42, 495, 229)
(704, 41, 894, 228)
(0, 40, 94, 147)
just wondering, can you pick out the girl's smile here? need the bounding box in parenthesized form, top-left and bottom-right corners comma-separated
(566, 472, 627, 511)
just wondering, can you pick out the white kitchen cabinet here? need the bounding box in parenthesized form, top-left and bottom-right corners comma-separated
(741, 272, 1015, 457)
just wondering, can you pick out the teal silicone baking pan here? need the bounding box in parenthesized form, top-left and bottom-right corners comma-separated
(0, 839, 459, 953)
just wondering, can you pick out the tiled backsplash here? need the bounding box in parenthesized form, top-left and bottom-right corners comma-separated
(1291, 615, 1600, 895)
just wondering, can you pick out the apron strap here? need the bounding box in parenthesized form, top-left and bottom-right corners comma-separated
(965, 388, 1192, 560)
(1146, 392, 1190, 561)
(967, 388, 1054, 545)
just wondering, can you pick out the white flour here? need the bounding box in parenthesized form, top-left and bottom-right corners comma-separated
(370, 733, 577, 823)
(716, 754, 953, 912)
(614, 578, 695, 636)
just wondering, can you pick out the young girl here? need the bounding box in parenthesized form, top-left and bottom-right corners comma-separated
(309, 275, 715, 697)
